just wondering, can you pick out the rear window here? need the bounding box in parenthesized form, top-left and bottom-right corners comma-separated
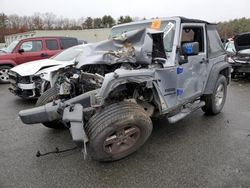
(207, 25, 225, 58)
(60, 38, 78, 49)
(46, 40, 59, 50)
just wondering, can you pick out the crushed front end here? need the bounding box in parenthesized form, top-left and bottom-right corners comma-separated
(8, 70, 43, 98)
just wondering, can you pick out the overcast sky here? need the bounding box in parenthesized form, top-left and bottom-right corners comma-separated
(1, 0, 250, 22)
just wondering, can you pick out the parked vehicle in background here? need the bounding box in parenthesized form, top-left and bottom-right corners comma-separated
(225, 32, 250, 78)
(0, 37, 79, 83)
(19, 17, 230, 162)
(8, 45, 85, 99)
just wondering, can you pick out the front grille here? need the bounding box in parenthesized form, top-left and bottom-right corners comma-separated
(18, 76, 31, 84)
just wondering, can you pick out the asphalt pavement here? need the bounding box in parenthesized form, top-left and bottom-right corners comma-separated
(0, 80, 250, 188)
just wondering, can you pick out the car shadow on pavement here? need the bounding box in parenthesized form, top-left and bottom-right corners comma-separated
(232, 75, 250, 83)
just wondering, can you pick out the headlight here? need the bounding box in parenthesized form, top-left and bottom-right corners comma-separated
(226, 56, 235, 63)
(32, 76, 42, 83)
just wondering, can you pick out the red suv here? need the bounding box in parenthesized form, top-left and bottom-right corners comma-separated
(0, 37, 78, 83)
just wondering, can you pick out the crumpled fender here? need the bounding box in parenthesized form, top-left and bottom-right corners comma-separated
(95, 68, 156, 105)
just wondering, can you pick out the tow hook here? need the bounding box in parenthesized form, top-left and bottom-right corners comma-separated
(63, 104, 89, 159)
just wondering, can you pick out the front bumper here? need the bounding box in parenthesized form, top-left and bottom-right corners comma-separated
(231, 63, 250, 74)
(8, 71, 41, 98)
(19, 90, 96, 150)
(9, 83, 37, 98)
(19, 89, 99, 124)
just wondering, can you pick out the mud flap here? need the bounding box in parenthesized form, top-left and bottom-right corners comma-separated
(63, 104, 89, 158)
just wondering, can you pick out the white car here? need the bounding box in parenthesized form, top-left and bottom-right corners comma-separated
(8, 45, 85, 99)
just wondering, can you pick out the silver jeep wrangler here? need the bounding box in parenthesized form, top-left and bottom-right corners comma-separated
(19, 17, 230, 162)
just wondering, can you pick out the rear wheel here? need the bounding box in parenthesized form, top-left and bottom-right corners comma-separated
(201, 75, 227, 115)
(0, 65, 12, 84)
(36, 87, 64, 129)
(86, 102, 153, 162)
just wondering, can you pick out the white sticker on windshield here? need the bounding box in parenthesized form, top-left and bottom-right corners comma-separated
(163, 22, 175, 37)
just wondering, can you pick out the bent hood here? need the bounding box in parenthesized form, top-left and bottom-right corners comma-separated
(75, 28, 166, 68)
(234, 32, 250, 52)
(11, 59, 71, 76)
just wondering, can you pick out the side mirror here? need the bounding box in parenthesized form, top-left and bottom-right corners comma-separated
(18, 49, 25, 53)
(182, 42, 199, 56)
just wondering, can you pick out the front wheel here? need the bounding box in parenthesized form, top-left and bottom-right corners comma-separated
(201, 75, 227, 115)
(0, 65, 12, 84)
(36, 87, 64, 129)
(86, 102, 153, 162)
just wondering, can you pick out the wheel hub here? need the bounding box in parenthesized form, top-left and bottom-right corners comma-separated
(103, 125, 141, 154)
(215, 83, 224, 107)
(0, 69, 9, 81)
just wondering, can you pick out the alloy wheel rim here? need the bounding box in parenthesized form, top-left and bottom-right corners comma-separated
(103, 125, 141, 154)
(215, 83, 224, 107)
(0, 69, 9, 81)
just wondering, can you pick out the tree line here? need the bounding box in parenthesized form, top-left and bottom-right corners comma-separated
(0, 12, 249, 43)
(217, 17, 250, 38)
(0, 12, 135, 42)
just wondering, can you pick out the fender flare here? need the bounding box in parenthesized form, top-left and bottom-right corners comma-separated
(0, 60, 17, 67)
(203, 61, 231, 94)
(98, 72, 154, 99)
(94, 69, 167, 112)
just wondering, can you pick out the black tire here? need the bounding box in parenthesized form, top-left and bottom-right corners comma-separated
(201, 75, 227, 115)
(36, 86, 58, 107)
(36, 87, 64, 129)
(0, 65, 12, 84)
(231, 72, 236, 79)
(86, 102, 153, 162)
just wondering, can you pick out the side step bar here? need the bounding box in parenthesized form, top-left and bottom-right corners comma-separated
(167, 101, 205, 124)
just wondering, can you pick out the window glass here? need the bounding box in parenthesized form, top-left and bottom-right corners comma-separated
(60, 38, 78, 49)
(207, 25, 225, 58)
(181, 27, 204, 52)
(225, 42, 235, 53)
(46, 40, 59, 50)
(20, 41, 42, 52)
(163, 21, 176, 52)
(52, 45, 84, 61)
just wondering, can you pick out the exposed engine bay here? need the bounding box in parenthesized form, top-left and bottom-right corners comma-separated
(55, 29, 165, 99)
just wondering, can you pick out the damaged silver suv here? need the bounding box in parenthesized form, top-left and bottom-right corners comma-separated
(19, 17, 231, 162)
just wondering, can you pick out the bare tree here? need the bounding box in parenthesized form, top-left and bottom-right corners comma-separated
(0, 13, 8, 42)
(43, 12, 56, 29)
(77, 17, 85, 29)
(62, 18, 70, 30)
(8, 14, 20, 30)
(32, 13, 44, 30)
